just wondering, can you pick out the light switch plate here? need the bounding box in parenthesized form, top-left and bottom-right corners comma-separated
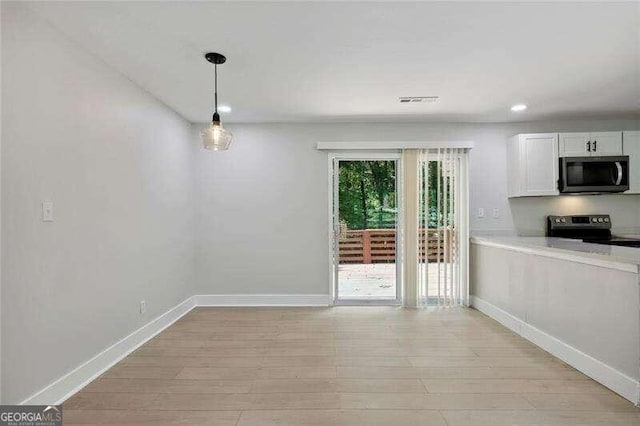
(42, 201, 54, 222)
(492, 208, 500, 219)
(477, 208, 485, 218)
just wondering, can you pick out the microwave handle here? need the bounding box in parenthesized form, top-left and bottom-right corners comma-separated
(614, 162, 623, 186)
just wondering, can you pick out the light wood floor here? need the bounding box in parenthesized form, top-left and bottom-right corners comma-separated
(64, 307, 640, 425)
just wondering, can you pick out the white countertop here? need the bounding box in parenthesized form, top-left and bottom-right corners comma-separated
(471, 235, 640, 273)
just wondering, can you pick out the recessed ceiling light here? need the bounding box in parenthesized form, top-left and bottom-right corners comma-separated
(218, 105, 232, 113)
(511, 104, 527, 112)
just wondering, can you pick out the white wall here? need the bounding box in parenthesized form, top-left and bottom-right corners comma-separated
(194, 119, 639, 296)
(1, 3, 195, 403)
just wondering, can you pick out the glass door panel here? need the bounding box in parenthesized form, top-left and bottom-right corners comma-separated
(334, 159, 400, 304)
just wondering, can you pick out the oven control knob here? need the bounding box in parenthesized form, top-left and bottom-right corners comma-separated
(604, 217, 609, 223)
(560, 218, 566, 223)
(555, 219, 560, 223)
(592, 217, 598, 223)
(598, 218, 604, 223)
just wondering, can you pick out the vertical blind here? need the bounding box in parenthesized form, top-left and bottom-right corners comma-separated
(403, 148, 469, 307)
(418, 148, 469, 306)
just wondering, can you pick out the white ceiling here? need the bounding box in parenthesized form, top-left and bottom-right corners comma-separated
(27, 1, 640, 123)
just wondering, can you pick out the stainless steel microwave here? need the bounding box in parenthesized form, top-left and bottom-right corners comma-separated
(559, 156, 629, 193)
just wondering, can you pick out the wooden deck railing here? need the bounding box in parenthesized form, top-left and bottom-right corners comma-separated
(339, 228, 453, 264)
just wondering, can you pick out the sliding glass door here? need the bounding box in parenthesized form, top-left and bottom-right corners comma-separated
(328, 148, 468, 307)
(331, 154, 402, 304)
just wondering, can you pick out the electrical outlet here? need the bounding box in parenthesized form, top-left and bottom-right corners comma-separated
(492, 208, 500, 219)
(477, 208, 485, 218)
(42, 201, 54, 222)
(139, 300, 146, 315)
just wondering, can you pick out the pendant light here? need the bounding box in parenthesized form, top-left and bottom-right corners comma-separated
(201, 52, 233, 150)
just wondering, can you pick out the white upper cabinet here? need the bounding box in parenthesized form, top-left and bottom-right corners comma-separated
(559, 131, 622, 157)
(508, 133, 559, 197)
(623, 131, 640, 194)
(559, 132, 590, 157)
(591, 131, 624, 156)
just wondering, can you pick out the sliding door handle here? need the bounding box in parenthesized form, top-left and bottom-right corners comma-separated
(593, 140, 597, 152)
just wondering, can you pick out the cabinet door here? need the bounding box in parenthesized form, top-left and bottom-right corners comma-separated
(559, 132, 590, 157)
(623, 131, 640, 194)
(590, 131, 623, 156)
(520, 133, 559, 196)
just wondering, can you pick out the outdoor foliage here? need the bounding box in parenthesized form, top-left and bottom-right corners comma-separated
(339, 161, 396, 230)
(421, 160, 454, 228)
(338, 160, 453, 230)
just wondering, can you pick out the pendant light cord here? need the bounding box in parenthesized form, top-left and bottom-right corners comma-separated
(214, 63, 218, 114)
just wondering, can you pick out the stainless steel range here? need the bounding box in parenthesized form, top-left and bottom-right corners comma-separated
(547, 214, 640, 248)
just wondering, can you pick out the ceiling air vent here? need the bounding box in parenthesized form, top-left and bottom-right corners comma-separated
(399, 96, 439, 103)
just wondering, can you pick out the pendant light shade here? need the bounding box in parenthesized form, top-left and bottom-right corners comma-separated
(202, 52, 232, 151)
(201, 113, 233, 151)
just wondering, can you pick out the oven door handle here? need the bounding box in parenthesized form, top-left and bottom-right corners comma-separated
(614, 162, 623, 186)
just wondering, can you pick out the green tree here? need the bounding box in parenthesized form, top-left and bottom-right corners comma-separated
(338, 160, 396, 230)
(338, 159, 452, 231)
(368, 161, 396, 228)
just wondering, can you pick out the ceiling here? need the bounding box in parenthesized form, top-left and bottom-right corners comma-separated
(26, 1, 640, 123)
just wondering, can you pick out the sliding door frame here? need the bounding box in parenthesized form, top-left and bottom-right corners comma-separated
(328, 151, 404, 306)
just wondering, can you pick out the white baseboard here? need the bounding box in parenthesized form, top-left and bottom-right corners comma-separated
(470, 295, 640, 405)
(194, 294, 330, 307)
(19, 293, 331, 405)
(26, 294, 639, 406)
(20, 296, 197, 406)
